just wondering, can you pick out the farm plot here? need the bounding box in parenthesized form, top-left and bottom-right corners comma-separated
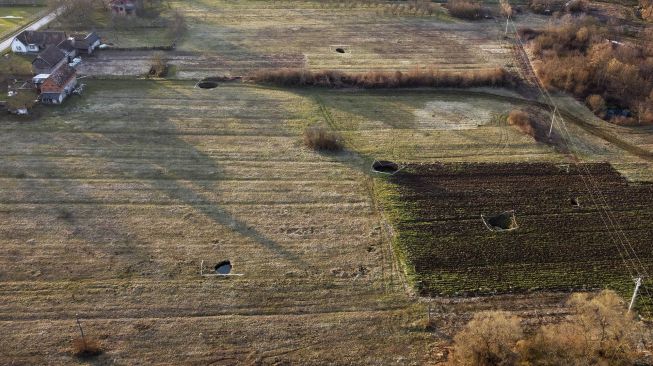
(0, 80, 437, 364)
(377, 162, 653, 308)
(79, 0, 513, 78)
(172, 0, 511, 77)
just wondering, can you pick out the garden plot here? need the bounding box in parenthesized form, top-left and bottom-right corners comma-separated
(377, 162, 653, 307)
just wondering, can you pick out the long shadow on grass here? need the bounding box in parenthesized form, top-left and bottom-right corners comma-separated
(107, 80, 306, 266)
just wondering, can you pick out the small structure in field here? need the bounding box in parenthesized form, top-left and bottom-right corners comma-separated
(32, 45, 67, 74)
(11, 30, 67, 54)
(108, 0, 136, 16)
(39, 64, 77, 105)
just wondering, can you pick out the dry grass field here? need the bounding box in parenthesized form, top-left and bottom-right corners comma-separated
(2, 0, 653, 363)
(0, 80, 428, 364)
(0, 79, 650, 363)
(78, 0, 514, 78)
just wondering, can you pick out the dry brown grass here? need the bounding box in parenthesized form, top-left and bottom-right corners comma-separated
(446, 0, 483, 19)
(447, 290, 646, 366)
(148, 52, 167, 78)
(529, 17, 653, 125)
(507, 110, 535, 137)
(303, 127, 343, 151)
(248, 68, 513, 89)
(72, 337, 102, 358)
(447, 311, 523, 365)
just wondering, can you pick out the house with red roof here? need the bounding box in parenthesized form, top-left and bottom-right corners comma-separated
(39, 64, 77, 105)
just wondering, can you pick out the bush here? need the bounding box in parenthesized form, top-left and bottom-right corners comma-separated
(446, 290, 646, 366)
(248, 68, 513, 89)
(447, 311, 523, 366)
(586, 94, 606, 114)
(566, 0, 589, 13)
(303, 127, 343, 151)
(447, 0, 482, 19)
(148, 52, 167, 77)
(500, 0, 513, 18)
(518, 291, 642, 365)
(72, 337, 102, 358)
(529, 0, 564, 14)
(507, 110, 535, 137)
(528, 16, 653, 125)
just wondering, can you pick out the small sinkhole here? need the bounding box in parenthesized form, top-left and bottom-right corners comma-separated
(482, 211, 518, 232)
(571, 197, 581, 207)
(335, 47, 346, 54)
(372, 160, 399, 174)
(215, 260, 232, 275)
(198, 81, 218, 89)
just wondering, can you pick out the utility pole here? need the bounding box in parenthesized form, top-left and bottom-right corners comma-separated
(628, 276, 643, 312)
(505, 16, 510, 37)
(548, 106, 557, 137)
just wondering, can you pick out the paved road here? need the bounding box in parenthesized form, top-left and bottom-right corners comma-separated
(0, 8, 60, 53)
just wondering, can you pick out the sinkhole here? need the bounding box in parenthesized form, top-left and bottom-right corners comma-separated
(198, 81, 218, 89)
(372, 160, 399, 174)
(215, 260, 232, 275)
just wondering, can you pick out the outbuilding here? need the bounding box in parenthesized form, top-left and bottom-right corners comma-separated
(31, 45, 67, 75)
(40, 64, 77, 105)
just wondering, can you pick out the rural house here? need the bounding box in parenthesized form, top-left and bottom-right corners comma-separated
(69, 32, 102, 55)
(39, 64, 77, 105)
(108, 0, 136, 16)
(31, 45, 67, 75)
(11, 30, 67, 54)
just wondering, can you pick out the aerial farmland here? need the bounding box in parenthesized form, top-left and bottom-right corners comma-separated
(1, 0, 652, 364)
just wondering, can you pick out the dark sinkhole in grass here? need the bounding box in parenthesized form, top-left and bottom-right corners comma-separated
(372, 160, 399, 174)
(571, 197, 581, 207)
(484, 211, 518, 231)
(215, 261, 232, 274)
(198, 81, 218, 89)
(335, 47, 346, 53)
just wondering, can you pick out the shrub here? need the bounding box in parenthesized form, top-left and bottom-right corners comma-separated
(586, 94, 606, 114)
(528, 16, 653, 125)
(248, 68, 513, 89)
(446, 290, 646, 365)
(500, 0, 513, 18)
(529, 0, 564, 14)
(447, 311, 523, 365)
(303, 127, 343, 151)
(447, 0, 482, 19)
(507, 110, 535, 137)
(518, 290, 642, 365)
(148, 52, 167, 77)
(72, 337, 102, 358)
(566, 0, 589, 13)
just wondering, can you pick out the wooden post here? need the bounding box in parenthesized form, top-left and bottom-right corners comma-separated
(76, 314, 85, 341)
